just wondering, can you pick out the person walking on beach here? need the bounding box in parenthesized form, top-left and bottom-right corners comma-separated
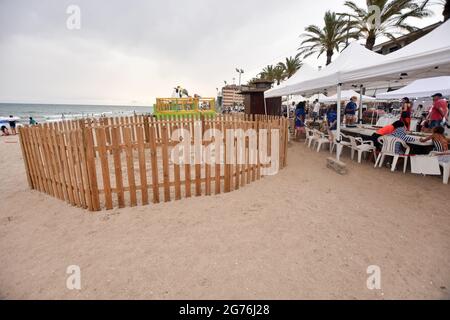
(344, 96, 358, 125)
(400, 97, 412, 131)
(427, 93, 448, 129)
(29, 117, 37, 126)
(8, 115, 17, 135)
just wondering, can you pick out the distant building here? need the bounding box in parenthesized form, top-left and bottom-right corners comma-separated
(221, 84, 244, 108)
(373, 22, 442, 55)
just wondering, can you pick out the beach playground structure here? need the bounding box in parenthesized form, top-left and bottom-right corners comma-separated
(18, 114, 288, 211)
(153, 97, 216, 119)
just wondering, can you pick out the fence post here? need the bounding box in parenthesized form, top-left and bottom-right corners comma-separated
(83, 125, 100, 211)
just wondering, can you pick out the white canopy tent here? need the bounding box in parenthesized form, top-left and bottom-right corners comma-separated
(263, 20, 450, 161)
(321, 90, 376, 103)
(376, 76, 450, 100)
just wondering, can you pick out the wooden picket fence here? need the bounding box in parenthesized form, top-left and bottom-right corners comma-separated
(18, 114, 288, 211)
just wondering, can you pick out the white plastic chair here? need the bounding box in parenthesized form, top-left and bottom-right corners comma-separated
(348, 136, 376, 163)
(305, 127, 316, 148)
(374, 136, 411, 173)
(330, 133, 353, 157)
(430, 151, 450, 184)
(312, 130, 330, 152)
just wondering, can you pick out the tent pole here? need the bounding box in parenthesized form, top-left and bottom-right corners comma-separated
(359, 85, 363, 124)
(336, 84, 342, 161)
(264, 96, 268, 115)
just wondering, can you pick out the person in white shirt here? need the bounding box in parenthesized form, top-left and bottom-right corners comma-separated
(312, 99, 321, 122)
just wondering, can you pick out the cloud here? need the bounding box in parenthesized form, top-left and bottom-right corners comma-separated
(0, 0, 443, 104)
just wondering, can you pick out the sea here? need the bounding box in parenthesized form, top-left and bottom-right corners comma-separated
(0, 103, 154, 125)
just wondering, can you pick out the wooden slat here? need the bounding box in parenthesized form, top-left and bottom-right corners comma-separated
(111, 127, 125, 208)
(65, 129, 80, 206)
(136, 126, 149, 206)
(161, 126, 171, 202)
(70, 130, 86, 207)
(58, 130, 75, 205)
(214, 121, 221, 195)
(149, 125, 160, 204)
(95, 127, 113, 210)
(204, 123, 211, 196)
(84, 127, 100, 211)
(123, 127, 137, 207)
(77, 129, 92, 209)
(172, 125, 182, 200)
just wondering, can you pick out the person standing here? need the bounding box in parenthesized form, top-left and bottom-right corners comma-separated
(8, 115, 17, 135)
(344, 96, 358, 125)
(427, 93, 448, 129)
(326, 105, 338, 143)
(400, 97, 412, 131)
(312, 99, 320, 122)
(294, 107, 306, 141)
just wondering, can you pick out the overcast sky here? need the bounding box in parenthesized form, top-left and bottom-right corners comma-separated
(0, 0, 443, 105)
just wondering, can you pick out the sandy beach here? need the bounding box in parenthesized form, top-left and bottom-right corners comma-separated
(0, 134, 449, 299)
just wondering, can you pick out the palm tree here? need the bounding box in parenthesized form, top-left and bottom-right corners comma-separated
(277, 56, 303, 79)
(298, 11, 354, 65)
(272, 66, 286, 85)
(341, 0, 433, 51)
(444, 0, 450, 20)
(421, 0, 449, 21)
(259, 65, 276, 83)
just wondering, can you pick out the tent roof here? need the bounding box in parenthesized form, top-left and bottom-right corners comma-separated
(376, 76, 450, 99)
(266, 42, 386, 97)
(264, 64, 317, 98)
(283, 94, 307, 103)
(343, 20, 450, 87)
(307, 93, 328, 103)
(321, 90, 376, 103)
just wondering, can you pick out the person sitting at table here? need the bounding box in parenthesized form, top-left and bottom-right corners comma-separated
(390, 121, 417, 154)
(419, 126, 450, 152)
(370, 120, 405, 150)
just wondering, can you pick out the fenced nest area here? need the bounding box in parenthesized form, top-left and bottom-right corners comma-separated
(18, 114, 288, 211)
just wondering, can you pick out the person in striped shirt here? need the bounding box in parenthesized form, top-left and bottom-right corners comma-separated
(390, 121, 417, 154)
(419, 126, 450, 152)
